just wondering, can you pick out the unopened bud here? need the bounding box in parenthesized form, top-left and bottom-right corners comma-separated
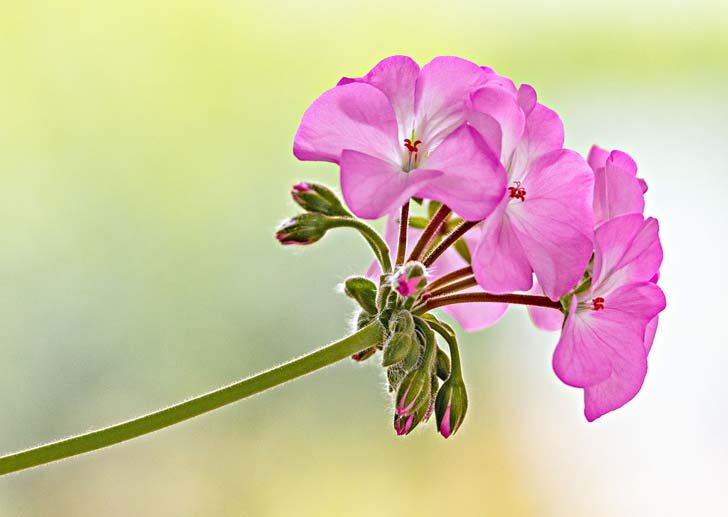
(351, 347, 377, 362)
(392, 262, 427, 298)
(394, 405, 425, 436)
(276, 213, 332, 246)
(395, 368, 431, 418)
(435, 348, 451, 381)
(435, 379, 468, 439)
(382, 333, 414, 367)
(344, 277, 378, 315)
(291, 182, 351, 217)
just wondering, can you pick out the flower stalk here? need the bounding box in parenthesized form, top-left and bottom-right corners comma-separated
(0, 322, 385, 476)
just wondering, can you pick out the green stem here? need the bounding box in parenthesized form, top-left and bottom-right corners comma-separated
(395, 201, 410, 267)
(426, 318, 463, 375)
(330, 218, 392, 273)
(0, 322, 384, 476)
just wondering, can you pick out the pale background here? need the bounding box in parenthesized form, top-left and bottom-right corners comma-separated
(1, 1, 726, 515)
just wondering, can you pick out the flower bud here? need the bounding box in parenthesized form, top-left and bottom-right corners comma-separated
(435, 348, 451, 381)
(394, 406, 426, 436)
(351, 347, 377, 362)
(276, 213, 332, 245)
(435, 379, 468, 439)
(392, 262, 427, 298)
(389, 310, 415, 335)
(382, 333, 414, 367)
(344, 277, 378, 315)
(395, 368, 431, 418)
(291, 182, 351, 217)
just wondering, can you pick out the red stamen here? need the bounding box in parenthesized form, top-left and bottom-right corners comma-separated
(592, 297, 605, 311)
(508, 180, 526, 202)
(403, 138, 422, 153)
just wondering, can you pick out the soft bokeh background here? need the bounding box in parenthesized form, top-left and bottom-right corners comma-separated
(1, 1, 726, 515)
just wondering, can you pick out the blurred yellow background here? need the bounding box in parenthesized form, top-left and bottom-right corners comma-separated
(1, 1, 727, 515)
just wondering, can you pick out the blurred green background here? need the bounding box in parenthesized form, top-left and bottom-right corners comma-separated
(1, 1, 727, 515)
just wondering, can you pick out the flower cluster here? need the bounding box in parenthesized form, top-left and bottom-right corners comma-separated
(279, 55, 665, 436)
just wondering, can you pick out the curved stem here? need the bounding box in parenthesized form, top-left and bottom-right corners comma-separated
(330, 218, 392, 273)
(419, 292, 562, 313)
(426, 266, 473, 292)
(425, 276, 478, 299)
(395, 202, 410, 267)
(423, 220, 478, 267)
(0, 322, 385, 476)
(408, 205, 451, 262)
(426, 318, 463, 376)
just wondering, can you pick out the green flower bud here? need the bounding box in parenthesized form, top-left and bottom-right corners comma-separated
(344, 277, 378, 314)
(435, 379, 468, 439)
(395, 368, 431, 419)
(435, 348, 451, 381)
(291, 182, 351, 217)
(276, 213, 332, 246)
(389, 310, 415, 335)
(382, 333, 414, 367)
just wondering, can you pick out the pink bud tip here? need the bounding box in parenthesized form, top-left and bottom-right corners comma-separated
(396, 274, 422, 297)
(395, 414, 414, 436)
(293, 182, 311, 193)
(439, 403, 452, 439)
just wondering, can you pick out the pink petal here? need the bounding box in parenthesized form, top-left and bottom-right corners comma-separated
(416, 124, 507, 221)
(606, 150, 638, 176)
(516, 84, 537, 114)
(553, 282, 665, 416)
(340, 150, 443, 220)
(592, 215, 663, 294)
(508, 150, 595, 300)
(553, 296, 614, 388)
(509, 103, 565, 178)
(593, 163, 646, 227)
(527, 281, 563, 331)
(414, 56, 490, 148)
(293, 82, 400, 164)
(587, 144, 610, 172)
(643, 316, 659, 354)
(472, 200, 534, 294)
(580, 283, 665, 421)
(469, 85, 525, 162)
(337, 55, 419, 136)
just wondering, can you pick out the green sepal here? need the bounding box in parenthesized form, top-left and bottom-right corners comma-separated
(435, 347, 451, 381)
(344, 276, 378, 314)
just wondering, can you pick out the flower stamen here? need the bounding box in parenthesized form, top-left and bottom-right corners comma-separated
(508, 180, 526, 202)
(591, 297, 605, 311)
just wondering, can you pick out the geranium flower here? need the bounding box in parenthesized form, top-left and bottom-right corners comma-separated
(467, 82, 595, 300)
(552, 214, 665, 420)
(293, 55, 506, 221)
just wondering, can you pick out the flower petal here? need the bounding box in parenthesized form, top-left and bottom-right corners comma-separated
(469, 85, 525, 163)
(507, 149, 595, 300)
(593, 163, 646, 227)
(527, 281, 564, 331)
(509, 102, 565, 178)
(337, 55, 419, 136)
(293, 82, 400, 164)
(414, 56, 489, 148)
(516, 84, 537, 114)
(416, 124, 507, 221)
(554, 282, 665, 416)
(340, 150, 443, 219)
(472, 200, 534, 294)
(587, 144, 610, 171)
(592, 215, 663, 294)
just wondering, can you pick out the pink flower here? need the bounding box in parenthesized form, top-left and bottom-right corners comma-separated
(588, 145, 648, 227)
(293, 56, 507, 221)
(552, 214, 665, 421)
(467, 82, 595, 300)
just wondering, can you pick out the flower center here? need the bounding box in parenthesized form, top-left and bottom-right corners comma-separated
(403, 137, 422, 171)
(591, 297, 605, 311)
(508, 181, 526, 202)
